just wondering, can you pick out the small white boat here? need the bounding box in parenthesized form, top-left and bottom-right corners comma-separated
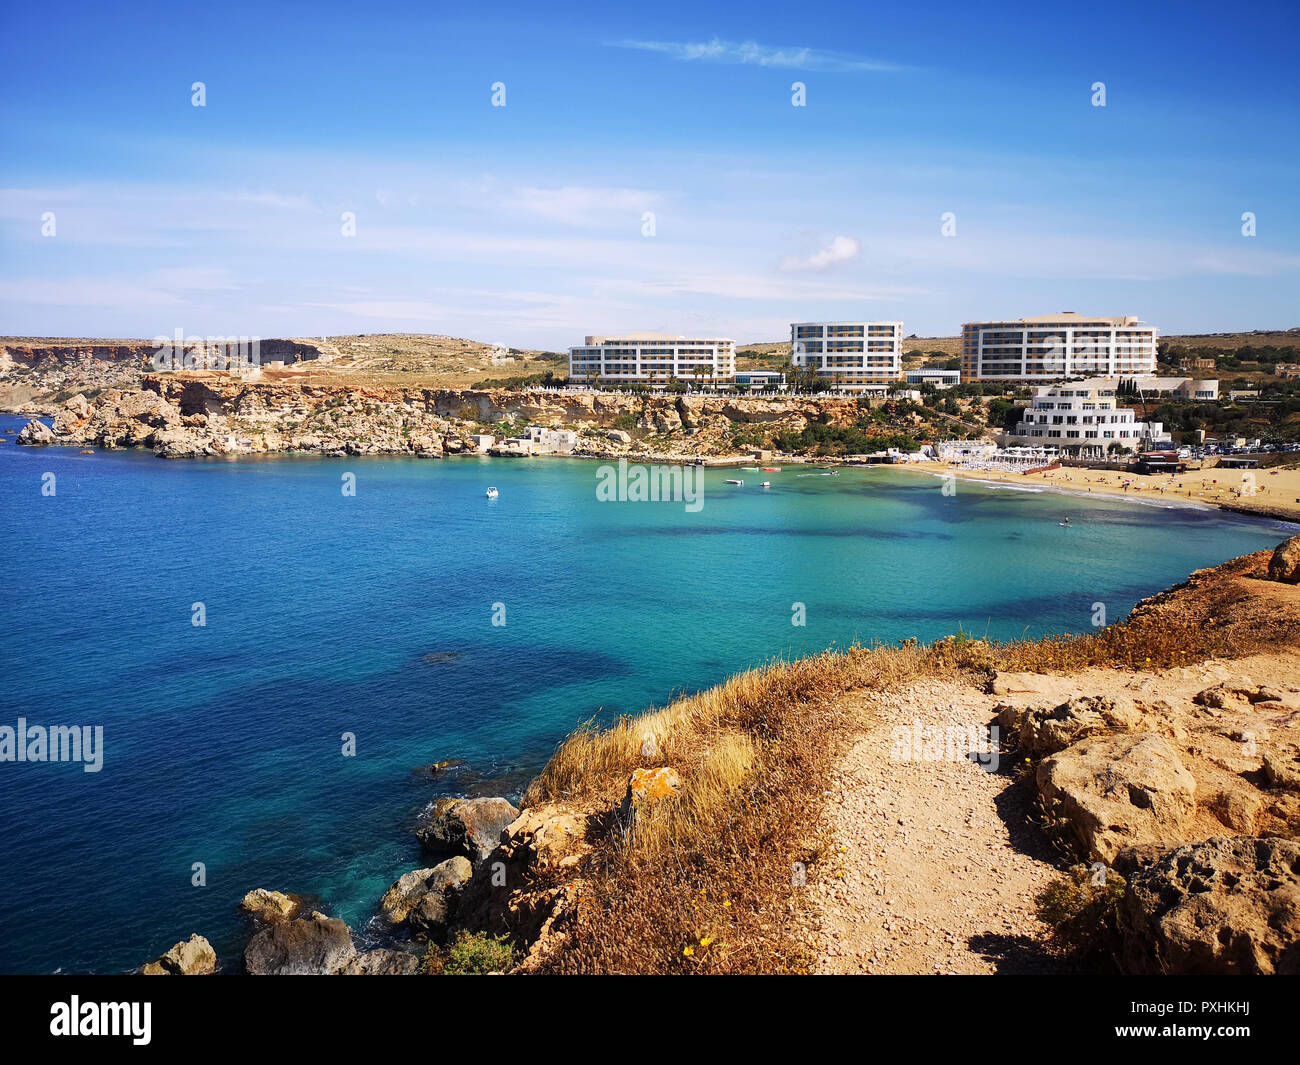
(724, 478, 744, 486)
(485, 487, 499, 499)
(760, 481, 771, 488)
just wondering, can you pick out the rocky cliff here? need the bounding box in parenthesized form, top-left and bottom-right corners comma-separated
(16, 375, 887, 460)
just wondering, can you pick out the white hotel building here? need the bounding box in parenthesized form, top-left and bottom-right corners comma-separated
(961, 314, 1158, 383)
(790, 321, 902, 394)
(1005, 380, 1164, 456)
(568, 333, 734, 387)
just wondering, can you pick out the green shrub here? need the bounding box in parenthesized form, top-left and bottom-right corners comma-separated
(425, 931, 515, 975)
(1036, 864, 1126, 958)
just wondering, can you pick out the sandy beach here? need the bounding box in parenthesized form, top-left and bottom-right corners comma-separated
(907, 460, 1300, 524)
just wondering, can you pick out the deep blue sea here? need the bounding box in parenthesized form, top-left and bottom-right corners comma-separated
(0, 413, 1291, 973)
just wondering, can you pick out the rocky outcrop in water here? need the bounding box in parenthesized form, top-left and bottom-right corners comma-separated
(243, 911, 356, 975)
(140, 933, 217, 975)
(416, 797, 520, 863)
(239, 888, 304, 924)
(378, 856, 473, 941)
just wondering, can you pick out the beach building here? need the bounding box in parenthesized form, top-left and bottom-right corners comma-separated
(1005, 381, 1164, 456)
(936, 440, 997, 464)
(1077, 375, 1218, 400)
(905, 367, 961, 389)
(568, 334, 735, 388)
(523, 426, 577, 453)
(734, 370, 786, 392)
(961, 314, 1158, 382)
(790, 321, 902, 394)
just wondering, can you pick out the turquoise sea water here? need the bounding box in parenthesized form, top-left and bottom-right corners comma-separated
(0, 413, 1291, 973)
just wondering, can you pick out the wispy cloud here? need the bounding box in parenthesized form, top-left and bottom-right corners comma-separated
(781, 235, 861, 272)
(611, 38, 903, 73)
(503, 185, 659, 227)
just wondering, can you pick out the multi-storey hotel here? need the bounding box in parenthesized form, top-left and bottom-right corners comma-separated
(790, 321, 902, 394)
(1005, 380, 1164, 456)
(961, 314, 1158, 382)
(568, 333, 735, 387)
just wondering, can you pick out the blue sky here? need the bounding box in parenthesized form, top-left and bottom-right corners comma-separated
(1, 0, 1297, 347)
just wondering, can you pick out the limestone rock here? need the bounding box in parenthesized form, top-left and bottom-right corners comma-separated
(502, 804, 589, 872)
(243, 911, 356, 975)
(999, 694, 1145, 756)
(1263, 747, 1300, 791)
(152, 427, 207, 458)
(378, 855, 473, 937)
(239, 888, 303, 924)
(1118, 836, 1300, 974)
(451, 809, 588, 951)
(16, 419, 54, 445)
(1266, 535, 1300, 583)
(604, 429, 632, 443)
(1214, 789, 1264, 833)
(337, 949, 420, 975)
(140, 933, 217, 976)
(416, 797, 520, 862)
(1037, 733, 1196, 863)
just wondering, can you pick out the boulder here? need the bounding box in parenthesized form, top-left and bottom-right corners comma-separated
(1213, 789, 1263, 834)
(604, 429, 632, 444)
(675, 396, 703, 429)
(451, 809, 588, 948)
(1118, 836, 1300, 974)
(999, 694, 1144, 756)
(501, 805, 589, 872)
(1036, 733, 1196, 863)
(416, 797, 520, 862)
(140, 933, 217, 976)
(243, 911, 356, 975)
(64, 393, 91, 419)
(152, 428, 207, 458)
(652, 408, 682, 434)
(1263, 747, 1300, 791)
(337, 949, 421, 975)
(378, 856, 473, 930)
(1266, 535, 1300, 583)
(239, 888, 303, 924)
(1194, 681, 1277, 709)
(16, 419, 54, 445)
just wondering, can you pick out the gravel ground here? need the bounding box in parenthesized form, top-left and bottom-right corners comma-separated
(803, 678, 1069, 974)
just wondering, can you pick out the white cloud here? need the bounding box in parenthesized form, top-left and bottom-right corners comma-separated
(781, 235, 861, 272)
(612, 38, 903, 73)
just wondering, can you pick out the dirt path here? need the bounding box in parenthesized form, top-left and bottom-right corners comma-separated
(806, 677, 1065, 974)
(805, 648, 1300, 974)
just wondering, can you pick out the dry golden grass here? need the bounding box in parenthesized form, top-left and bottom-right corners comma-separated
(523, 546, 1298, 974)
